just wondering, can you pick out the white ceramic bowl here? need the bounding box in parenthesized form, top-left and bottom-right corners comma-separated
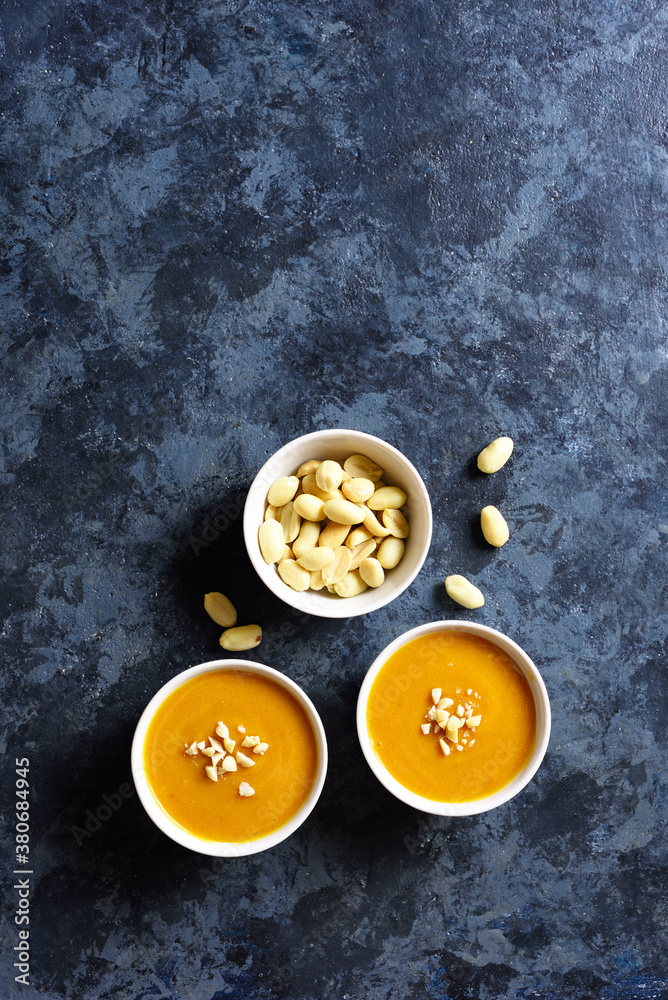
(131, 659, 328, 856)
(243, 429, 432, 618)
(357, 620, 551, 816)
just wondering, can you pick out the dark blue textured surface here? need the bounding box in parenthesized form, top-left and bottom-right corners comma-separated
(1, 0, 667, 997)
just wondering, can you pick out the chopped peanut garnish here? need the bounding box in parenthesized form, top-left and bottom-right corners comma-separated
(446, 717, 460, 743)
(420, 685, 482, 758)
(187, 719, 269, 794)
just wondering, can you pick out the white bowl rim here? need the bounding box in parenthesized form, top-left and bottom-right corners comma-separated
(243, 428, 433, 618)
(356, 620, 551, 816)
(131, 658, 328, 856)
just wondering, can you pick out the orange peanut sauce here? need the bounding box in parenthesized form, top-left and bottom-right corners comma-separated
(367, 631, 536, 802)
(144, 670, 318, 842)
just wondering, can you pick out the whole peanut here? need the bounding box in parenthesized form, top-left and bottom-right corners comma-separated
(445, 575, 485, 609)
(204, 592, 237, 628)
(480, 505, 509, 547)
(477, 436, 514, 474)
(219, 624, 262, 650)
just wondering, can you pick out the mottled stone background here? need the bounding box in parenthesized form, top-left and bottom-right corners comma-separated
(1, 0, 667, 997)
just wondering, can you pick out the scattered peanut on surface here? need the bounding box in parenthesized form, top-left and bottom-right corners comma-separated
(477, 436, 514, 474)
(445, 575, 485, 609)
(480, 505, 509, 547)
(444, 435, 517, 607)
(204, 592, 237, 628)
(205, 594, 263, 652)
(219, 624, 263, 650)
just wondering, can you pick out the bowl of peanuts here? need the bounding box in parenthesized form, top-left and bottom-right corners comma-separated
(243, 430, 432, 618)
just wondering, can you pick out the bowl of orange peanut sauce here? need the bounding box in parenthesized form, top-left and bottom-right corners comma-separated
(357, 621, 550, 816)
(132, 660, 327, 855)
